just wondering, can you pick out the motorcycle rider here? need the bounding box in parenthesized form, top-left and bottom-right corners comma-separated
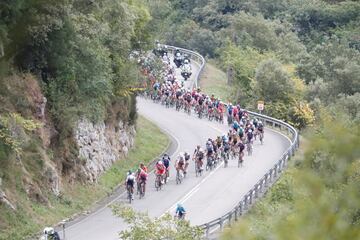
(41, 227, 60, 240)
(181, 59, 192, 80)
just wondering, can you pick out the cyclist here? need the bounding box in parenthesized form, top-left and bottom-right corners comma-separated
(193, 145, 204, 170)
(238, 125, 245, 141)
(155, 160, 166, 184)
(232, 120, 240, 132)
(175, 153, 186, 177)
(136, 167, 148, 196)
(175, 203, 186, 220)
(222, 135, 231, 160)
(257, 121, 264, 142)
(184, 151, 191, 173)
(125, 170, 136, 200)
(162, 153, 171, 178)
(139, 163, 148, 173)
(206, 138, 214, 157)
(238, 140, 245, 163)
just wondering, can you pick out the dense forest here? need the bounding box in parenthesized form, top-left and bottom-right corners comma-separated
(0, 0, 359, 239)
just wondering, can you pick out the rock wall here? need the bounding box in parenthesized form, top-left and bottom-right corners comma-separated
(74, 118, 136, 182)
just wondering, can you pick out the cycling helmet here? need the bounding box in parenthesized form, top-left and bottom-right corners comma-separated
(44, 227, 54, 235)
(259, 121, 262, 124)
(248, 129, 253, 133)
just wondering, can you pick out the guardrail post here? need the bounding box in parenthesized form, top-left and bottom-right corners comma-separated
(205, 224, 210, 237)
(239, 202, 243, 216)
(219, 217, 224, 231)
(268, 169, 273, 183)
(228, 213, 232, 226)
(234, 207, 239, 221)
(254, 184, 259, 198)
(259, 180, 264, 194)
(264, 173, 269, 188)
(249, 191, 253, 205)
(243, 195, 248, 211)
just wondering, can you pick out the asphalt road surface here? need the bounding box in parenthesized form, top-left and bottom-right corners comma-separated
(64, 56, 291, 240)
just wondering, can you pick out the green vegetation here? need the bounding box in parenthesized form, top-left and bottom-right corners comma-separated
(112, 204, 203, 240)
(0, 116, 169, 240)
(199, 60, 231, 101)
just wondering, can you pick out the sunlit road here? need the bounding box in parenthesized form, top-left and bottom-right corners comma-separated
(64, 56, 290, 240)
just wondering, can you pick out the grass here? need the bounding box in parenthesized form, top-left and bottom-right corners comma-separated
(200, 60, 232, 102)
(0, 115, 169, 240)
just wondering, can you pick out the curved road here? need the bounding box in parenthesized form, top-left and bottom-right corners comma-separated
(64, 56, 291, 240)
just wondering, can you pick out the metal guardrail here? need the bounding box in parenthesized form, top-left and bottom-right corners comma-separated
(166, 45, 300, 238)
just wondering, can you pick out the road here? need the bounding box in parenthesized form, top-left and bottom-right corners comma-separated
(64, 56, 291, 240)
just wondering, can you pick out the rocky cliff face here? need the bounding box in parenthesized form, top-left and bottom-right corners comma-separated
(74, 118, 136, 183)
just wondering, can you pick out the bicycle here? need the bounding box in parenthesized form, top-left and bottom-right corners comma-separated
(246, 141, 253, 156)
(127, 185, 133, 203)
(176, 169, 183, 184)
(222, 149, 230, 168)
(238, 151, 244, 168)
(206, 155, 215, 171)
(195, 159, 203, 177)
(155, 174, 162, 191)
(164, 168, 170, 184)
(259, 131, 264, 145)
(137, 181, 146, 199)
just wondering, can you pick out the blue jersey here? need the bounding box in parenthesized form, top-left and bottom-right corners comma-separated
(163, 157, 170, 168)
(176, 206, 186, 215)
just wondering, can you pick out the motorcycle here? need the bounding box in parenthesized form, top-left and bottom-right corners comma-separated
(181, 71, 192, 81)
(174, 57, 183, 68)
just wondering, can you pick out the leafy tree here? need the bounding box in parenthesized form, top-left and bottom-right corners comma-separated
(299, 38, 360, 103)
(112, 204, 203, 240)
(218, 43, 274, 104)
(255, 59, 294, 103)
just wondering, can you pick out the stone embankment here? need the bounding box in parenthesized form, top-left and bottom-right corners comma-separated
(75, 119, 136, 182)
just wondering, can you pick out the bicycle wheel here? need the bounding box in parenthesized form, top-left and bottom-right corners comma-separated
(176, 171, 181, 184)
(128, 190, 132, 204)
(238, 158, 243, 168)
(155, 176, 161, 191)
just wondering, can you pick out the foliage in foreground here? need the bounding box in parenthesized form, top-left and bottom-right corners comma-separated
(222, 111, 360, 240)
(112, 204, 203, 240)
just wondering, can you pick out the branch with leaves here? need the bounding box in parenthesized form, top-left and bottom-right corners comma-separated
(111, 204, 203, 240)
